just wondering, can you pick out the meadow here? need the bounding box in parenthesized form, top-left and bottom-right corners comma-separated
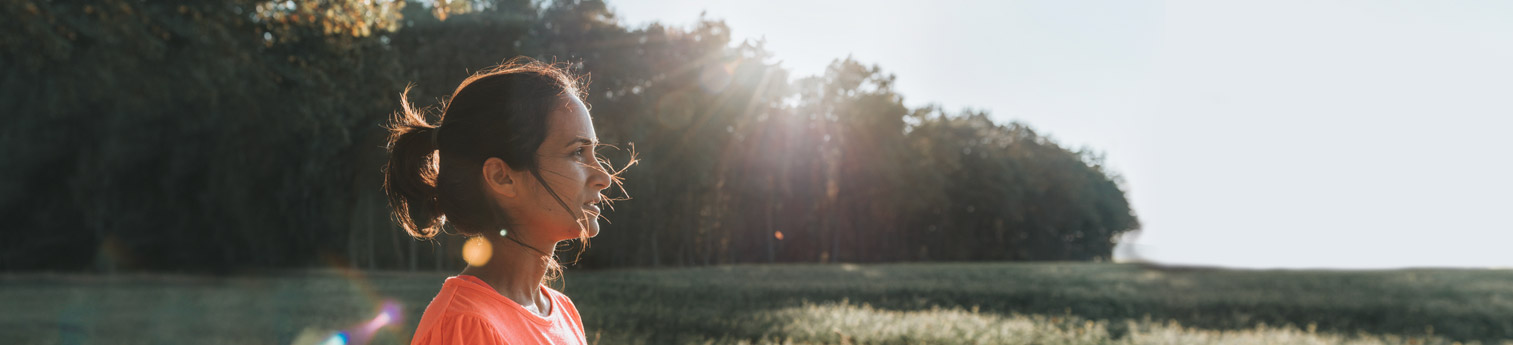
(2, 262, 1510, 345)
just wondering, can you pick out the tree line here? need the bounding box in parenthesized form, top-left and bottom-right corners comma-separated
(0, 0, 1138, 272)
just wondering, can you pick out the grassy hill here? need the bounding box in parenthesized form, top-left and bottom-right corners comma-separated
(2, 263, 1510, 344)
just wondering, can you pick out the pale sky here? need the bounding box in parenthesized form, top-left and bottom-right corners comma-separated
(610, 0, 1513, 269)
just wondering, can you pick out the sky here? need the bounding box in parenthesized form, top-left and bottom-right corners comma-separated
(610, 0, 1513, 269)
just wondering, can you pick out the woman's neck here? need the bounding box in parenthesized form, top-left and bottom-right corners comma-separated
(459, 233, 558, 313)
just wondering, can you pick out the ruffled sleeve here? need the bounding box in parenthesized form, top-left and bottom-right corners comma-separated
(411, 314, 506, 345)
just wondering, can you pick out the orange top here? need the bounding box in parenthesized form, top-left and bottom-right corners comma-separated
(410, 275, 587, 345)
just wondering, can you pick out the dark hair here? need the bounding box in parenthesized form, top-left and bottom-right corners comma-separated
(384, 57, 609, 241)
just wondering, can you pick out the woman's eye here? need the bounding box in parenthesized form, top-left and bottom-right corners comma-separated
(574, 147, 587, 157)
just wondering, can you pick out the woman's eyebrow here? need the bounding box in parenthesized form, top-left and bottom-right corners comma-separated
(565, 137, 597, 148)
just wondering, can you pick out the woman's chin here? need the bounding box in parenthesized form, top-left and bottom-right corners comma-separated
(575, 220, 600, 238)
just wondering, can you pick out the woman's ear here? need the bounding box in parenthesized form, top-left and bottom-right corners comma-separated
(482, 157, 519, 198)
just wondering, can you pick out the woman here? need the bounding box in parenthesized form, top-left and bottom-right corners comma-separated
(383, 58, 622, 344)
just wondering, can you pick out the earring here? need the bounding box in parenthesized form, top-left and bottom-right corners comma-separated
(499, 228, 509, 237)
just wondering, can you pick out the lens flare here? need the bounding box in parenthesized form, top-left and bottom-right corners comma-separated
(318, 332, 348, 345)
(363, 300, 403, 333)
(291, 300, 404, 345)
(295, 260, 408, 345)
(463, 236, 492, 267)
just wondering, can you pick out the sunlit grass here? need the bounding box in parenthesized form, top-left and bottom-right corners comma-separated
(2, 263, 1511, 344)
(568, 262, 1513, 345)
(593, 300, 1506, 345)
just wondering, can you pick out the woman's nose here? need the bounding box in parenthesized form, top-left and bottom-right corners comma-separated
(589, 160, 612, 190)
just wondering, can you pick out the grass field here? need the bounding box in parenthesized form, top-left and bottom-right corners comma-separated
(2, 262, 1510, 344)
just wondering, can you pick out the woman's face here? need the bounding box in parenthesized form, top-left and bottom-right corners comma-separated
(489, 93, 613, 241)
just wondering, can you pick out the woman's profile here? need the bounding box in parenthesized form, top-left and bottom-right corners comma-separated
(383, 57, 623, 344)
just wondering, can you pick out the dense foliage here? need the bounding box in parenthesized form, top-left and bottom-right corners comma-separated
(1, 0, 1138, 271)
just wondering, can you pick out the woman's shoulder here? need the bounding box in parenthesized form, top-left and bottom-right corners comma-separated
(426, 276, 508, 317)
(412, 278, 504, 343)
(412, 278, 584, 344)
(411, 312, 505, 345)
